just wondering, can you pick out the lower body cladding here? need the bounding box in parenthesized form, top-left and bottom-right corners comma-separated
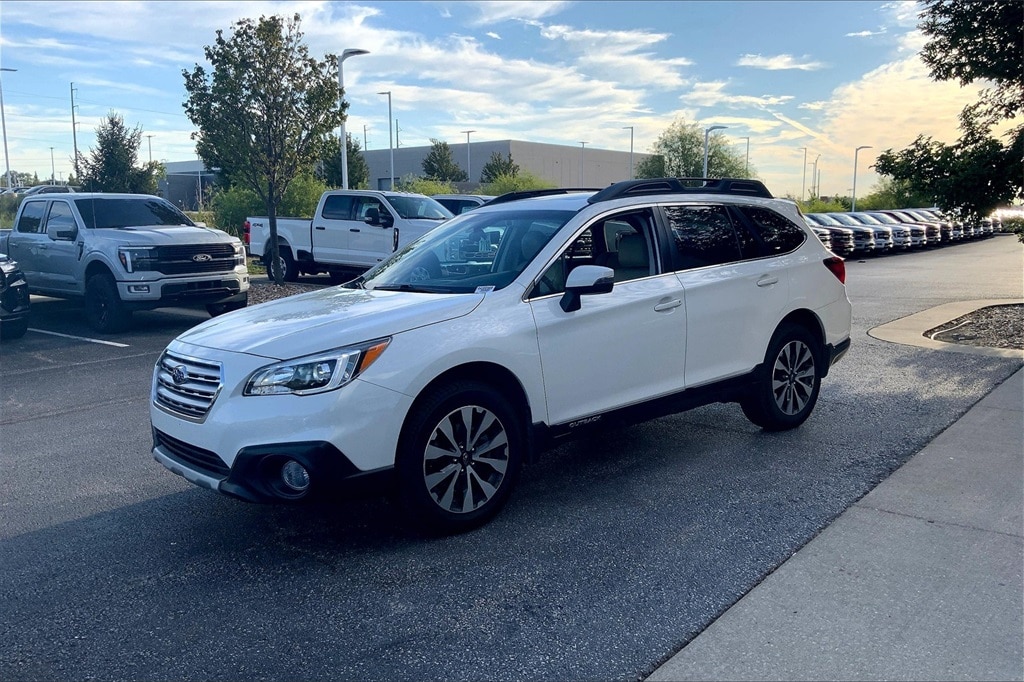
(152, 430, 394, 503)
(120, 275, 248, 311)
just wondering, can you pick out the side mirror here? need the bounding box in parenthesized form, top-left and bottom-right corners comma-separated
(363, 207, 395, 228)
(559, 265, 614, 312)
(47, 225, 78, 242)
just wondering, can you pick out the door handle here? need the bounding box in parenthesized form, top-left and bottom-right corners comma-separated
(654, 299, 682, 312)
(756, 276, 779, 287)
(314, 225, 326, 230)
(349, 228, 361, 233)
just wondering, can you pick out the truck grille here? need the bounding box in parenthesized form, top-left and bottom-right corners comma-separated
(153, 244, 237, 275)
(154, 429, 230, 478)
(154, 351, 222, 421)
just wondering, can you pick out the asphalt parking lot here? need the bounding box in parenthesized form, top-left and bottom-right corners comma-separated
(1, 236, 1021, 681)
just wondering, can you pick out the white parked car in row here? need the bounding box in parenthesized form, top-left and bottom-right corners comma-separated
(151, 178, 853, 533)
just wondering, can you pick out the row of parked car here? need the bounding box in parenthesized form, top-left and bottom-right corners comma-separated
(803, 208, 1002, 257)
(1, 185, 78, 197)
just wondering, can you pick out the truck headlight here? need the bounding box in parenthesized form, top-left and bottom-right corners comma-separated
(118, 247, 157, 273)
(243, 339, 391, 396)
(233, 242, 246, 266)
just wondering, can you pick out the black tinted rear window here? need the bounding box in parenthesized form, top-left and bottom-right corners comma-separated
(73, 197, 194, 229)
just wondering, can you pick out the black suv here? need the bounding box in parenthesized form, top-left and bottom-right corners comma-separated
(0, 253, 30, 340)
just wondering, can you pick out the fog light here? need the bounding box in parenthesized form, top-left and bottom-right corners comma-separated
(128, 284, 150, 293)
(280, 460, 310, 492)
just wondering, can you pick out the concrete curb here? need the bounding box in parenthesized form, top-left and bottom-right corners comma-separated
(869, 299, 1024, 359)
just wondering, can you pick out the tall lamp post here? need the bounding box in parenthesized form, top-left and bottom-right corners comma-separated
(623, 126, 634, 179)
(578, 141, 588, 185)
(740, 136, 750, 175)
(461, 130, 476, 183)
(799, 147, 808, 200)
(146, 134, 154, 164)
(812, 154, 821, 198)
(378, 91, 393, 190)
(339, 48, 369, 189)
(50, 147, 55, 183)
(851, 145, 872, 211)
(703, 125, 727, 178)
(1, 68, 15, 190)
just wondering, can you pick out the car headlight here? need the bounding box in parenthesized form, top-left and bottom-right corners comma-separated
(118, 247, 157, 273)
(243, 339, 391, 396)
(233, 242, 246, 266)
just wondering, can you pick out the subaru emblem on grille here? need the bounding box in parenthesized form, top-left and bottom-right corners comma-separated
(171, 365, 189, 385)
(193, 253, 212, 262)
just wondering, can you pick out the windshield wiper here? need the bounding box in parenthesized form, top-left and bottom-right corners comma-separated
(370, 284, 455, 293)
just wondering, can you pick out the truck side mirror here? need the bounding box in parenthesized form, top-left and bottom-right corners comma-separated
(47, 224, 78, 241)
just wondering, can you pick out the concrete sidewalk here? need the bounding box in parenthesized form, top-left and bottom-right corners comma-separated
(648, 367, 1024, 682)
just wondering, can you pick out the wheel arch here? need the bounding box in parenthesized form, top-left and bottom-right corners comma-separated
(400, 361, 537, 463)
(775, 308, 828, 373)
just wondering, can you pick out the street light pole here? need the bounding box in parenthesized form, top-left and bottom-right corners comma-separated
(339, 48, 369, 190)
(146, 134, 154, 164)
(799, 147, 808, 200)
(50, 147, 55, 183)
(703, 125, 727, 178)
(461, 130, 476, 183)
(378, 91, 393, 190)
(623, 126, 634, 179)
(579, 141, 588, 185)
(740, 136, 750, 175)
(812, 154, 821, 198)
(851, 145, 872, 212)
(0, 68, 15, 190)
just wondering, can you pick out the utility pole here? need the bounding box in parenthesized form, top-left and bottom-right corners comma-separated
(71, 83, 80, 178)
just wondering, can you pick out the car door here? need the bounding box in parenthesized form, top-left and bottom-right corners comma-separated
(347, 195, 395, 266)
(529, 208, 688, 425)
(311, 194, 354, 264)
(39, 199, 81, 293)
(664, 203, 793, 387)
(6, 200, 48, 287)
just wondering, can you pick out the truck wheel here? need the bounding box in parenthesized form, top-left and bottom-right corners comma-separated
(206, 293, 248, 317)
(265, 248, 298, 283)
(85, 273, 132, 333)
(396, 380, 523, 534)
(0, 317, 28, 341)
(740, 323, 821, 431)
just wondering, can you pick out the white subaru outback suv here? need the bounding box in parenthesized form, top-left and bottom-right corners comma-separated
(151, 178, 852, 533)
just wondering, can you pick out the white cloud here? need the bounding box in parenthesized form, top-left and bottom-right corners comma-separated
(463, 1, 572, 25)
(486, 32, 501, 39)
(736, 54, 827, 71)
(845, 29, 886, 37)
(680, 81, 794, 108)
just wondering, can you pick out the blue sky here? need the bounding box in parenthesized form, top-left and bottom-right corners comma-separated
(0, 0, 996, 198)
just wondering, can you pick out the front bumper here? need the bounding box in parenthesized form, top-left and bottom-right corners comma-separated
(118, 268, 250, 309)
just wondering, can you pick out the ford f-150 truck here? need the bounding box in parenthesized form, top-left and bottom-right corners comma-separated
(1, 193, 249, 333)
(246, 190, 452, 282)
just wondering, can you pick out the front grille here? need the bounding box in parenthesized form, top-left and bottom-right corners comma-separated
(153, 244, 237, 275)
(154, 429, 230, 477)
(154, 351, 222, 421)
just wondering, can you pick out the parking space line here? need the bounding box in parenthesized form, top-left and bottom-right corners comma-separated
(29, 328, 130, 348)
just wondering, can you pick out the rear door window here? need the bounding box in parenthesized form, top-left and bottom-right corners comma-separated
(663, 205, 757, 270)
(321, 195, 355, 220)
(16, 201, 46, 233)
(735, 206, 807, 255)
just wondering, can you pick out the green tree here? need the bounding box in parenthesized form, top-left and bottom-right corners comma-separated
(480, 152, 519, 183)
(396, 176, 456, 196)
(874, 1, 1023, 221)
(478, 171, 553, 196)
(635, 118, 751, 179)
(210, 172, 327, 239)
(77, 112, 162, 193)
(422, 139, 468, 182)
(854, 177, 934, 210)
(183, 13, 342, 284)
(318, 134, 369, 189)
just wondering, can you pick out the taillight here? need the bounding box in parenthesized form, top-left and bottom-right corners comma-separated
(243, 220, 250, 245)
(823, 256, 846, 284)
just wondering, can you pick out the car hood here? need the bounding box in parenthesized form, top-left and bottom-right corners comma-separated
(94, 225, 237, 247)
(175, 286, 483, 359)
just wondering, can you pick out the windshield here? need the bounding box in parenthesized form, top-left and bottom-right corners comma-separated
(352, 208, 576, 294)
(827, 213, 862, 226)
(74, 197, 195, 229)
(387, 195, 453, 220)
(808, 213, 842, 227)
(867, 212, 899, 225)
(851, 212, 882, 225)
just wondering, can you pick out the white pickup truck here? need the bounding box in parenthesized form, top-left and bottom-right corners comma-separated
(2, 192, 248, 333)
(246, 190, 452, 282)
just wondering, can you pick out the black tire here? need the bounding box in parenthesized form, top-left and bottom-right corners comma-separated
(206, 292, 248, 317)
(85, 273, 132, 333)
(265, 247, 298, 283)
(0, 317, 28, 340)
(397, 380, 524, 534)
(741, 322, 821, 431)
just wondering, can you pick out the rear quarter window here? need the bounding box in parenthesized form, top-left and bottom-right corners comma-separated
(736, 206, 807, 254)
